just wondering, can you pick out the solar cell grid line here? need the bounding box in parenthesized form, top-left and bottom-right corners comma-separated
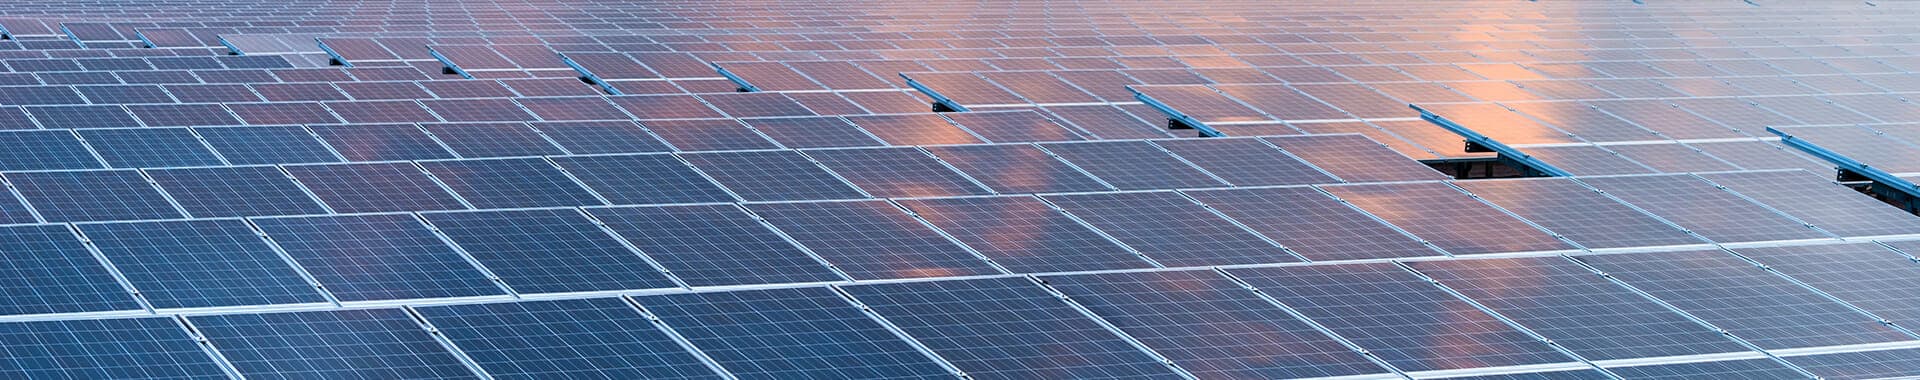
(417, 157, 606, 209)
(1318, 181, 1577, 255)
(893, 195, 1158, 273)
(1181, 186, 1444, 261)
(548, 154, 738, 205)
(1288, 82, 1412, 119)
(921, 143, 1115, 194)
(4, 169, 186, 223)
(1264, 134, 1450, 182)
(417, 122, 567, 159)
(189, 308, 478, 379)
(899, 71, 1027, 109)
(1410, 103, 1582, 146)
(1602, 358, 1808, 380)
(250, 213, 507, 302)
(679, 150, 868, 202)
(1699, 171, 1920, 237)
(1129, 85, 1274, 124)
(839, 276, 1186, 379)
(1687, 140, 1834, 174)
(1668, 98, 1798, 137)
(282, 161, 469, 213)
(587, 203, 845, 287)
(1224, 263, 1579, 373)
(420, 208, 680, 295)
(803, 147, 992, 198)
(321, 100, 442, 124)
(75, 128, 226, 169)
(513, 96, 634, 122)
(1452, 178, 1707, 249)
(608, 95, 727, 119)
(1514, 146, 1660, 176)
(74, 219, 327, 309)
(637, 286, 958, 379)
(1603, 143, 1743, 173)
(1403, 256, 1756, 361)
(1574, 175, 1836, 243)
(306, 123, 457, 162)
(741, 117, 886, 149)
(1041, 191, 1300, 267)
(697, 92, 820, 119)
(421, 98, 538, 122)
(1037, 140, 1227, 190)
(225, 102, 343, 125)
(714, 61, 825, 92)
(1040, 270, 1394, 379)
(413, 297, 726, 380)
(0, 130, 105, 171)
(942, 109, 1090, 143)
(1144, 138, 1344, 187)
(1573, 249, 1915, 350)
(977, 71, 1103, 104)
(744, 199, 1004, 280)
(529, 120, 676, 155)
(1211, 83, 1354, 122)
(1042, 104, 1173, 140)
(1503, 101, 1666, 143)
(1746, 96, 1883, 126)
(785, 61, 895, 90)
(76, 84, 174, 104)
(0, 223, 142, 316)
(639, 119, 783, 152)
(1780, 346, 1920, 380)
(1732, 243, 1920, 330)
(0, 316, 233, 379)
(843, 113, 989, 146)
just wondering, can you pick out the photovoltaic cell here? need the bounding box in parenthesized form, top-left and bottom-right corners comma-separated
(1153, 138, 1337, 186)
(1734, 243, 1920, 329)
(420, 122, 566, 158)
(805, 147, 990, 198)
(895, 196, 1152, 273)
(845, 114, 986, 146)
(1455, 178, 1704, 249)
(1576, 250, 1911, 349)
(284, 162, 468, 213)
(416, 298, 720, 379)
(1265, 134, 1447, 182)
(1783, 347, 1920, 380)
(589, 204, 840, 286)
(942, 110, 1087, 143)
(0, 224, 139, 315)
(746, 200, 999, 280)
(680, 151, 866, 202)
(1322, 182, 1575, 254)
(192, 309, 473, 379)
(1183, 187, 1438, 261)
(1604, 358, 1806, 380)
(6, 170, 183, 223)
(253, 214, 502, 301)
(0, 317, 226, 379)
(1229, 263, 1576, 372)
(640, 119, 781, 152)
(1577, 175, 1832, 243)
(842, 277, 1181, 379)
(0, 130, 104, 171)
(423, 209, 676, 294)
(1040, 140, 1225, 190)
(1407, 256, 1749, 360)
(193, 126, 341, 165)
(145, 166, 327, 218)
(743, 117, 884, 149)
(1043, 191, 1294, 267)
(308, 124, 456, 162)
(1043, 270, 1390, 379)
(1700, 171, 1920, 237)
(532, 121, 674, 154)
(549, 154, 735, 205)
(641, 287, 954, 379)
(418, 158, 604, 208)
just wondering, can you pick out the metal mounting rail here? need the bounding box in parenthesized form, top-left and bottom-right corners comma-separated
(900, 74, 969, 112)
(1768, 126, 1920, 212)
(1130, 87, 1226, 137)
(1410, 104, 1573, 177)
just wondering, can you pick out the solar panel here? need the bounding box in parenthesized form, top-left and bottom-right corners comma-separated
(417, 158, 603, 208)
(1782, 347, 1920, 379)
(1577, 175, 1833, 243)
(419, 122, 566, 158)
(0, 224, 140, 315)
(283, 162, 468, 213)
(193, 126, 342, 165)
(1700, 171, 1920, 237)
(1043, 191, 1295, 267)
(1264, 134, 1447, 182)
(587, 204, 843, 286)
(24, 106, 139, 130)
(894, 196, 1153, 273)
(307, 124, 457, 162)
(698, 92, 818, 118)
(841, 277, 1181, 379)
(1042, 270, 1390, 379)
(639, 119, 781, 152)
(422, 208, 676, 294)
(743, 117, 885, 149)
(78, 219, 325, 309)
(1455, 178, 1704, 249)
(5, 169, 184, 223)
(639, 287, 953, 379)
(804, 147, 990, 198)
(844, 114, 986, 146)
(1040, 140, 1226, 190)
(548, 154, 736, 205)
(1183, 186, 1439, 261)
(1603, 358, 1806, 380)
(531, 120, 674, 154)
(679, 150, 866, 202)
(1575, 250, 1911, 349)
(0, 130, 104, 171)
(1228, 263, 1576, 372)
(1152, 138, 1338, 186)
(252, 213, 502, 301)
(1321, 182, 1575, 255)
(1407, 256, 1750, 360)
(191, 308, 474, 379)
(415, 298, 722, 379)
(0, 317, 226, 379)
(942, 110, 1087, 143)
(1131, 85, 1272, 123)
(745, 200, 999, 280)
(1733, 243, 1920, 329)
(1212, 84, 1351, 121)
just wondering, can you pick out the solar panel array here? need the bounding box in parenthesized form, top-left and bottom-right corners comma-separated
(5, 0, 1920, 378)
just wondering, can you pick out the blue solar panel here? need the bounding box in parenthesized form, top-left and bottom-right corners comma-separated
(548, 154, 736, 205)
(76, 128, 224, 169)
(5, 169, 184, 223)
(842, 277, 1182, 379)
(894, 196, 1154, 273)
(680, 151, 867, 202)
(1407, 256, 1751, 360)
(1784, 347, 1920, 379)
(1455, 178, 1706, 249)
(0, 317, 227, 379)
(1577, 175, 1833, 243)
(639, 287, 953, 379)
(532, 121, 674, 154)
(1700, 171, 1920, 237)
(1184, 186, 1438, 261)
(1605, 358, 1806, 379)
(145, 166, 329, 217)
(192, 126, 343, 165)
(78, 219, 324, 309)
(0, 130, 104, 171)
(308, 124, 457, 162)
(1576, 250, 1912, 349)
(922, 144, 1111, 194)
(192, 308, 474, 379)
(415, 298, 722, 379)
(418, 158, 604, 208)
(743, 117, 885, 149)
(284, 162, 468, 213)
(1734, 243, 1920, 329)
(0, 188, 32, 225)
(745, 200, 1000, 280)
(1321, 182, 1577, 255)
(1043, 270, 1390, 379)
(588, 204, 843, 287)
(1043, 191, 1295, 267)
(1040, 140, 1226, 190)
(1153, 138, 1338, 186)
(0, 224, 139, 315)
(252, 213, 503, 301)
(804, 147, 991, 198)
(1228, 263, 1576, 372)
(640, 119, 781, 152)
(423, 208, 677, 294)
(421, 122, 567, 158)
